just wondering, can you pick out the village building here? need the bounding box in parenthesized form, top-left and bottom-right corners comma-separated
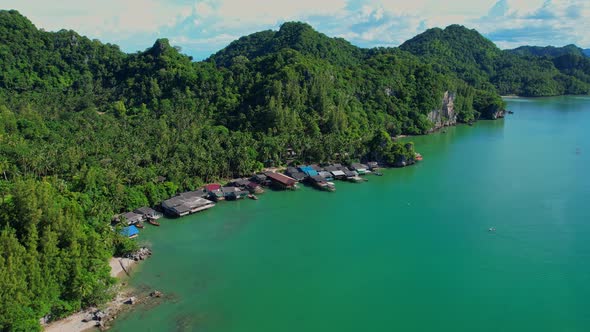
(205, 184, 224, 201)
(344, 169, 358, 179)
(265, 172, 297, 189)
(350, 163, 369, 175)
(299, 165, 319, 177)
(286, 167, 307, 181)
(162, 192, 215, 217)
(252, 174, 270, 186)
(330, 169, 346, 179)
(310, 164, 323, 172)
(121, 225, 139, 239)
(222, 186, 249, 200)
(332, 163, 345, 170)
(309, 175, 336, 192)
(290, 172, 307, 181)
(324, 165, 346, 179)
(229, 178, 251, 188)
(247, 181, 265, 194)
(318, 171, 334, 181)
(134, 207, 162, 220)
(121, 211, 144, 225)
(367, 161, 379, 170)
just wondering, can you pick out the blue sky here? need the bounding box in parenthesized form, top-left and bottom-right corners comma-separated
(2, 0, 588, 59)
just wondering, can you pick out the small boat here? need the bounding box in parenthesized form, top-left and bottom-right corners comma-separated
(147, 218, 160, 226)
(135, 222, 145, 229)
(488, 227, 496, 232)
(374, 172, 383, 176)
(248, 194, 258, 200)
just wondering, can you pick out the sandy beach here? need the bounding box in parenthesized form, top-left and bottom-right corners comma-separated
(43, 258, 138, 332)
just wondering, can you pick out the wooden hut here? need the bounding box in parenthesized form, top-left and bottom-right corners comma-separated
(309, 175, 336, 192)
(121, 212, 144, 225)
(367, 161, 379, 170)
(265, 172, 297, 190)
(247, 182, 265, 194)
(134, 207, 162, 220)
(252, 174, 270, 186)
(121, 225, 139, 239)
(350, 163, 369, 175)
(299, 165, 318, 177)
(205, 184, 224, 201)
(162, 193, 215, 217)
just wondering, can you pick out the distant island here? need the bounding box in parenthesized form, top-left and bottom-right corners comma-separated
(1, 9, 589, 331)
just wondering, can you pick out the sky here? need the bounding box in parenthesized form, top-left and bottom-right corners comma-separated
(2, 0, 589, 59)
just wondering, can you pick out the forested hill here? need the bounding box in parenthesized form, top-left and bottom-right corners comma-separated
(0, 10, 587, 331)
(507, 44, 586, 58)
(209, 22, 365, 67)
(400, 25, 590, 96)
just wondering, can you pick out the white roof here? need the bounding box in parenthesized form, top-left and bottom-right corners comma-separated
(331, 170, 346, 176)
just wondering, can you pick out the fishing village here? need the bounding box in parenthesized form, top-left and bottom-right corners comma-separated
(115, 156, 422, 237)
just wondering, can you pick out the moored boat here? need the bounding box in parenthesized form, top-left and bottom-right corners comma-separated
(147, 218, 160, 226)
(248, 194, 259, 200)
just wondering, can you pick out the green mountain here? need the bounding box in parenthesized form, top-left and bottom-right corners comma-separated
(400, 25, 502, 88)
(209, 22, 365, 68)
(0, 10, 588, 331)
(508, 45, 585, 58)
(400, 25, 590, 96)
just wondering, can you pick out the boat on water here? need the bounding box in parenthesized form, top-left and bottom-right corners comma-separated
(488, 227, 496, 232)
(248, 194, 258, 200)
(326, 182, 336, 192)
(147, 218, 160, 226)
(135, 222, 144, 229)
(374, 172, 383, 176)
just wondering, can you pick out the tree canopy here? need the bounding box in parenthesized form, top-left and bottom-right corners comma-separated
(0, 10, 588, 330)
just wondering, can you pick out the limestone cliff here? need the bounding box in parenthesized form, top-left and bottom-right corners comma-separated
(427, 91, 457, 132)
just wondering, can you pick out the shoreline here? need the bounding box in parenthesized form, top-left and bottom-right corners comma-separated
(43, 257, 141, 332)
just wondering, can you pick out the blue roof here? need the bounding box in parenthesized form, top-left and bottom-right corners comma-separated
(299, 166, 318, 176)
(121, 225, 139, 238)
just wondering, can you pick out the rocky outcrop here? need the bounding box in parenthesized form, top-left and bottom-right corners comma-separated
(150, 290, 163, 298)
(490, 109, 506, 119)
(427, 91, 457, 132)
(124, 247, 152, 261)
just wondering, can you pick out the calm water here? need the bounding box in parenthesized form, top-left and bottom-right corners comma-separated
(113, 97, 590, 332)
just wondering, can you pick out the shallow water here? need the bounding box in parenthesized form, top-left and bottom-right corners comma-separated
(112, 96, 590, 332)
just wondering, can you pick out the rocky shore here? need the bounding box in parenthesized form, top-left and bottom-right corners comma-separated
(43, 247, 157, 332)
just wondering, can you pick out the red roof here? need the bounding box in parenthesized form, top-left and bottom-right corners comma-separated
(265, 172, 296, 186)
(205, 184, 221, 191)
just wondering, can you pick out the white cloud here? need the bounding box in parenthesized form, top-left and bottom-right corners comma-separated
(1, 0, 190, 37)
(3, 0, 590, 58)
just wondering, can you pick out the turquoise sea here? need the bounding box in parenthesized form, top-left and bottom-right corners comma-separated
(112, 97, 590, 332)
